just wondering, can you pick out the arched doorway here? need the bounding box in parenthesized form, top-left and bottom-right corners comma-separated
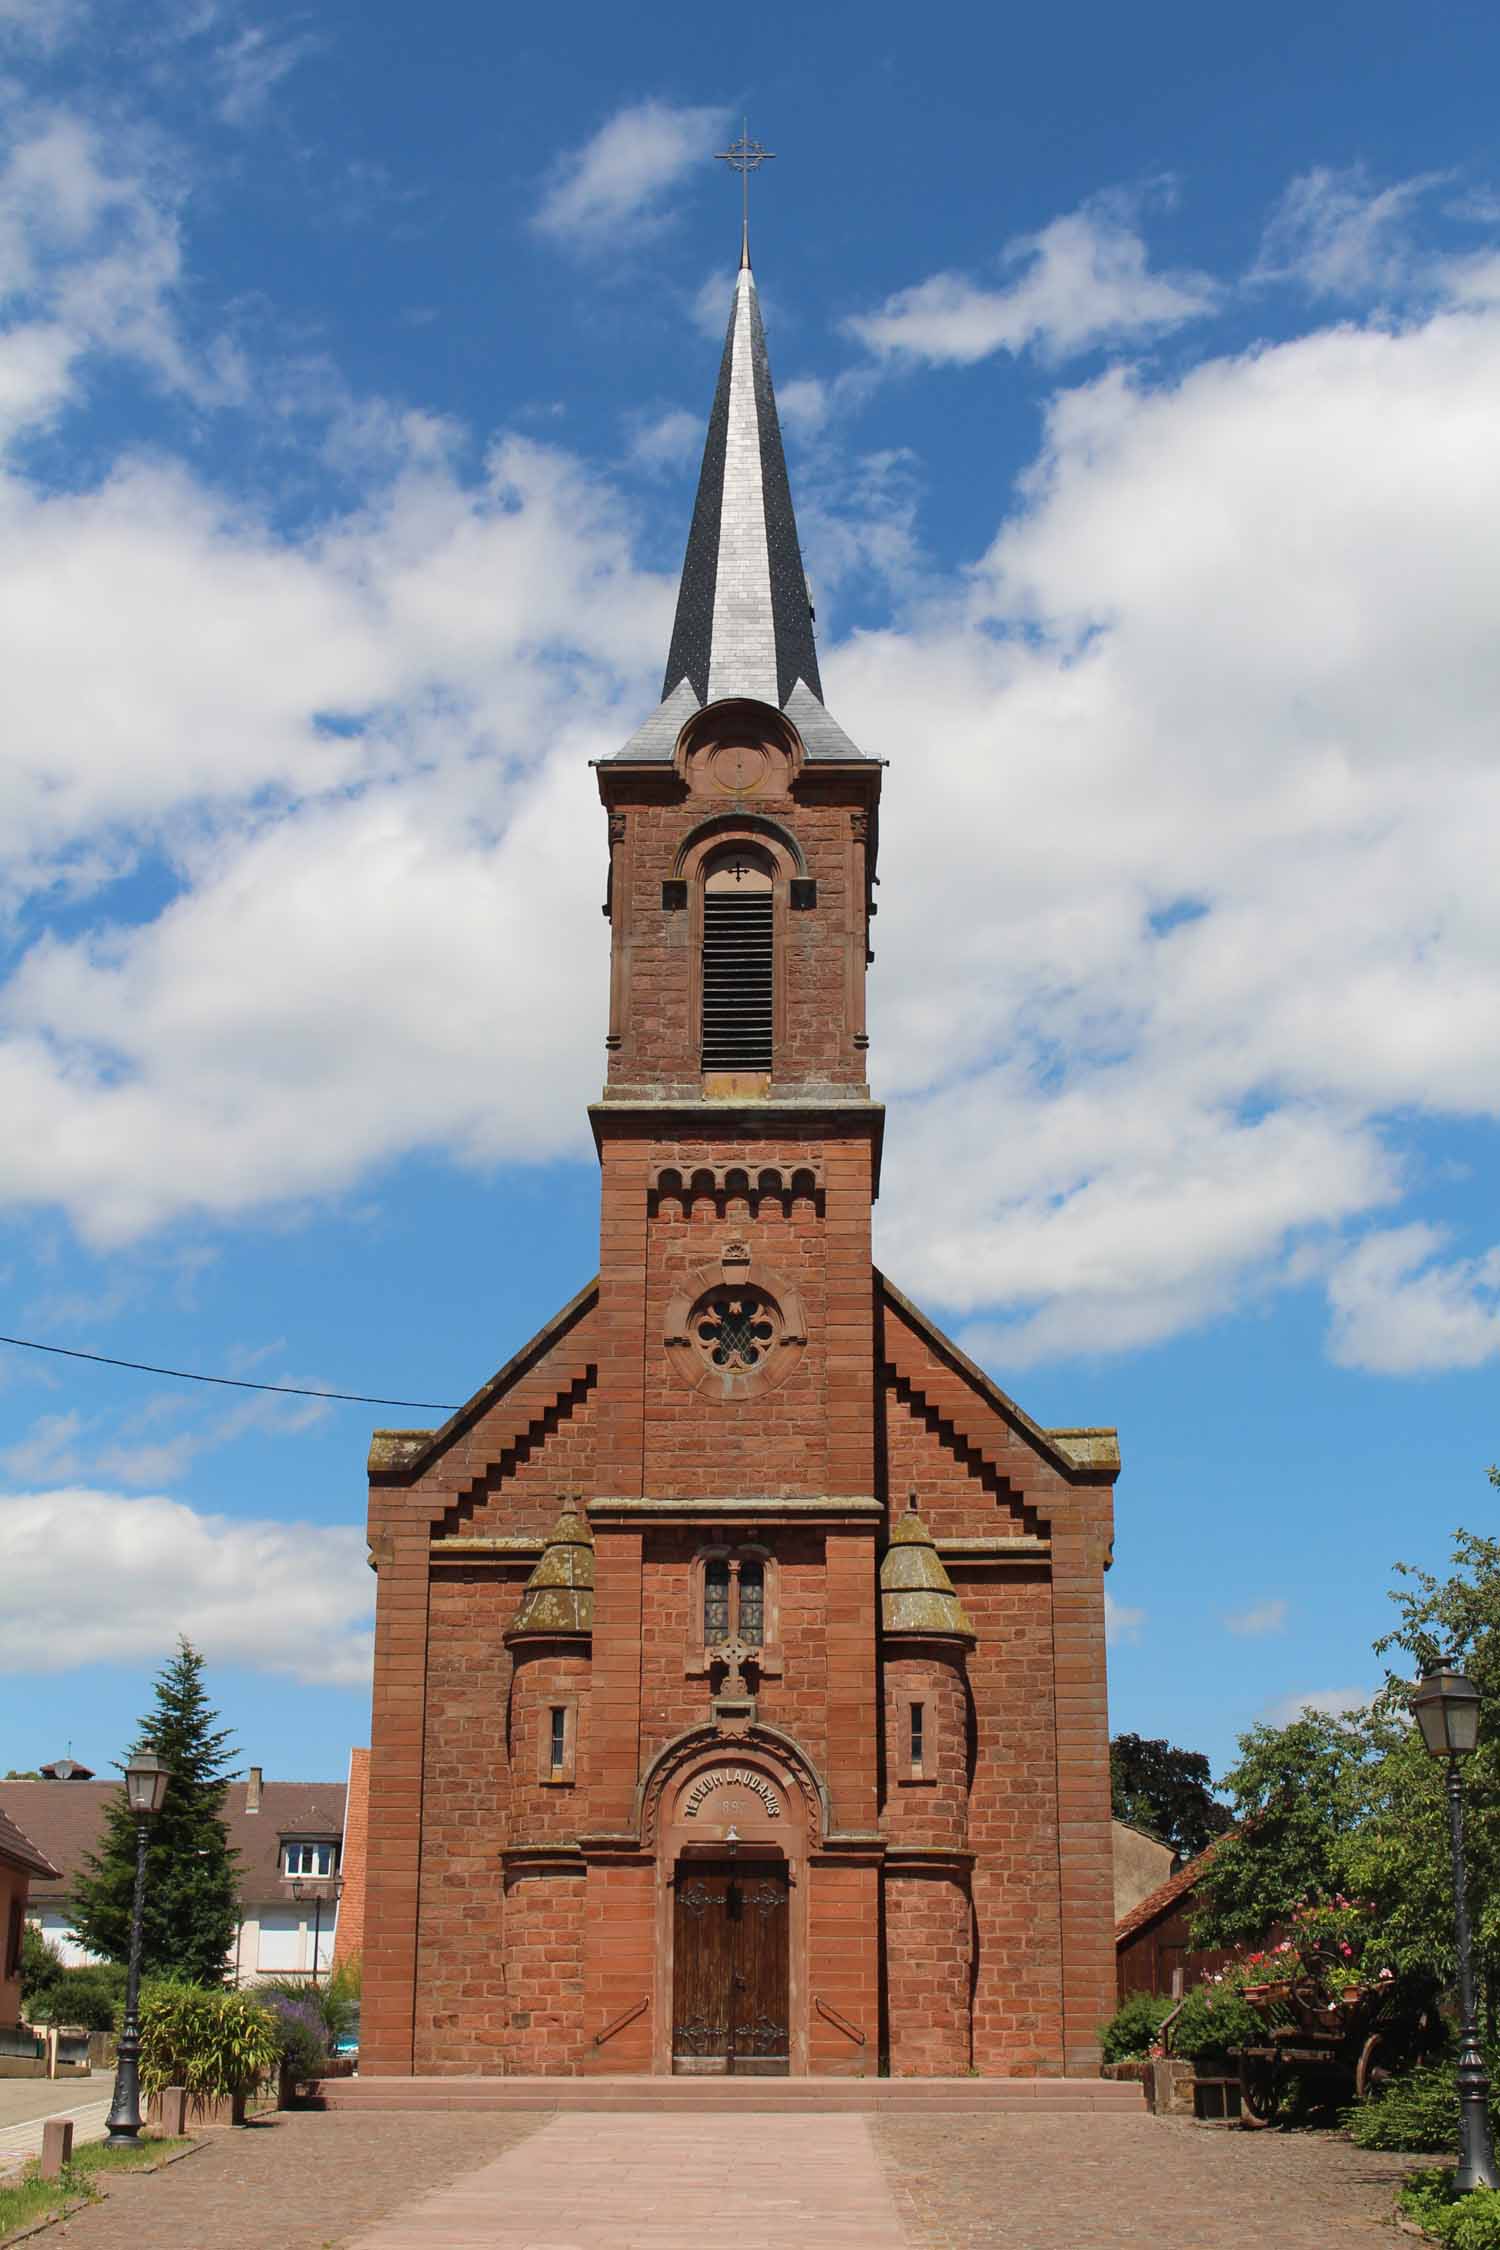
(670, 1858, 789, 2075)
(650, 1739, 813, 2075)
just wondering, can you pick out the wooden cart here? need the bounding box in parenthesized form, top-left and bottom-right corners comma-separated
(1235, 1972, 1439, 2128)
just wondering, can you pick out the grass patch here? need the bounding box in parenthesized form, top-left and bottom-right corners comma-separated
(0, 2134, 192, 2240)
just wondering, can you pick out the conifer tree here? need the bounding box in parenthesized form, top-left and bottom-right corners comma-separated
(71, 1639, 240, 1984)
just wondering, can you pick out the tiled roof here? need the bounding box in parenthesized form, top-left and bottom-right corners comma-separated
(0, 1805, 60, 1881)
(1114, 1841, 1222, 1946)
(0, 1778, 346, 1908)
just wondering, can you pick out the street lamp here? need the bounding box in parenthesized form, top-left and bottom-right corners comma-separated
(103, 1751, 170, 2150)
(290, 1873, 343, 1986)
(1412, 1662, 1498, 2194)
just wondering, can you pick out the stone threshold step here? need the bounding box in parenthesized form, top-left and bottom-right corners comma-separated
(311, 2076, 1144, 2114)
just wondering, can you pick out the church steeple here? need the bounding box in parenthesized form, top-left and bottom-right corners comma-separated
(611, 248, 871, 766)
(662, 254, 821, 711)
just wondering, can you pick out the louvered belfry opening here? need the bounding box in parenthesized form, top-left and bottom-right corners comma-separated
(702, 846, 774, 1072)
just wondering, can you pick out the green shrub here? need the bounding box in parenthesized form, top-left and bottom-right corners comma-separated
(138, 1984, 279, 2103)
(1169, 1985, 1264, 2065)
(1400, 2170, 1500, 2248)
(1346, 2055, 1499, 2156)
(1099, 1990, 1173, 2064)
(18, 1925, 64, 2018)
(1346, 2061, 1460, 2153)
(47, 1963, 127, 2031)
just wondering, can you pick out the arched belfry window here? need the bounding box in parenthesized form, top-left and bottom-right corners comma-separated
(701, 844, 773, 1072)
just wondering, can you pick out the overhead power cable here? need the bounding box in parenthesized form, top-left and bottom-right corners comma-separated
(0, 1331, 456, 1412)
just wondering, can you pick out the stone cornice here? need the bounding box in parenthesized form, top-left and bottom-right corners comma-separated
(587, 1494, 881, 1525)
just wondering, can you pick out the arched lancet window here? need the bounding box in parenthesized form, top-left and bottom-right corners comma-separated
(737, 1558, 764, 1644)
(698, 1549, 771, 1651)
(701, 844, 773, 1071)
(703, 1559, 731, 1645)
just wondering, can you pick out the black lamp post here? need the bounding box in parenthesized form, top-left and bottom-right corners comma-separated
(290, 1873, 343, 1986)
(1412, 1662, 1499, 2194)
(103, 1751, 170, 2149)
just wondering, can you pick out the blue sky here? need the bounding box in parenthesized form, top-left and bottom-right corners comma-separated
(1, 0, 1498, 1793)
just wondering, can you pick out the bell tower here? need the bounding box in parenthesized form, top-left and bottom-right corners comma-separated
(585, 248, 886, 1845)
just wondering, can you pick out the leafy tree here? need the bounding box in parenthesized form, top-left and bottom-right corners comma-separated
(19, 1924, 64, 2017)
(1109, 1732, 1233, 1861)
(1189, 1710, 1370, 1945)
(70, 1640, 240, 1985)
(1193, 1499, 1500, 1998)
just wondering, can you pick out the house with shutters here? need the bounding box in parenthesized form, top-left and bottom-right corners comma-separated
(1, 1760, 353, 1984)
(359, 230, 1121, 2081)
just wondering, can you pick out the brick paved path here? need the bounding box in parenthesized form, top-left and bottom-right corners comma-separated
(350, 2113, 908, 2249)
(35, 2104, 1420, 2249)
(874, 2113, 1418, 2248)
(46, 2110, 547, 2249)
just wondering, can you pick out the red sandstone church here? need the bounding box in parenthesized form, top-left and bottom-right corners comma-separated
(360, 236, 1120, 2081)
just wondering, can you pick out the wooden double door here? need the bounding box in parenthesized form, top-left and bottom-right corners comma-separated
(671, 1859, 790, 2075)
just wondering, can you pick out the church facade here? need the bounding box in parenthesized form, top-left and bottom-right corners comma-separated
(360, 243, 1120, 2080)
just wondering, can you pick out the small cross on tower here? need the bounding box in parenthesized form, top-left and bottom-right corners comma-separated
(715, 120, 775, 265)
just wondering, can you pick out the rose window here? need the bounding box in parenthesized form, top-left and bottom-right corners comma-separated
(692, 1288, 780, 1374)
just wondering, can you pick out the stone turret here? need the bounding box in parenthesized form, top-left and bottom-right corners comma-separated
(880, 1493, 975, 2075)
(879, 1495, 974, 1644)
(504, 1502, 594, 1643)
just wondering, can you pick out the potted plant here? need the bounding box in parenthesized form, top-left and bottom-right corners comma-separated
(140, 1985, 280, 2127)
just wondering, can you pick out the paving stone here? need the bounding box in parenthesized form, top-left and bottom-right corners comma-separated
(34, 2103, 1428, 2250)
(44, 2109, 547, 2249)
(873, 2113, 1422, 2248)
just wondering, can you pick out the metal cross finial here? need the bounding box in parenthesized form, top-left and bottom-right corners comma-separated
(716, 119, 775, 266)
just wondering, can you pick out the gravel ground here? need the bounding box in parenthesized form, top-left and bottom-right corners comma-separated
(44, 2109, 548, 2249)
(873, 2113, 1420, 2248)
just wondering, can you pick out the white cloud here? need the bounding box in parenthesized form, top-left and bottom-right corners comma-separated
(1327, 1226, 1500, 1374)
(0, 1490, 374, 1686)
(1106, 1591, 1146, 1645)
(1253, 166, 1445, 298)
(0, 99, 234, 442)
(847, 193, 1217, 366)
(4, 126, 1500, 1384)
(0, 0, 82, 50)
(629, 405, 700, 473)
(1261, 1685, 1372, 1728)
(691, 267, 730, 339)
(836, 286, 1500, 1360)
(1225, 1599, 1288, 1638)
(215, 24, 320, 126)
(534, 99, 731, 250)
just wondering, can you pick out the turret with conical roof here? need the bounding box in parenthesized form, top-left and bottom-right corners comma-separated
(880, 1494, 975, 1646)
(505, 1500, 595, 1643)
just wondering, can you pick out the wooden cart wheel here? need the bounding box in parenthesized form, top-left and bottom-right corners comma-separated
(1355, 2032, 1391, 2102)
(1239, 2052, 1281, 2127)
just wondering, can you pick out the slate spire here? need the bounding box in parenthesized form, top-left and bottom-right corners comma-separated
(661, 251, 822, 711)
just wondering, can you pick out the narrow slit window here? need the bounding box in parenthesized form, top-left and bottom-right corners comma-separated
(549, 1707, 567, 1774)
(704, 1559, 730, 1644)
(738, 1559, 765, 1645)
(909, 1702, 925, 1770)
(701, 847, 773, 1071)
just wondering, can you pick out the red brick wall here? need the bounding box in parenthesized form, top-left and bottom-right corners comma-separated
(602, 785, 871, 1101)
(504, 1873, 588, 2073)
(638, 1528, 828, 1775)
(359, 721, 1117, 2083)
(411, 1567, 518, 2074)
(332, 1747, 369, 1971)
(884, 1872, 972, 2076)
